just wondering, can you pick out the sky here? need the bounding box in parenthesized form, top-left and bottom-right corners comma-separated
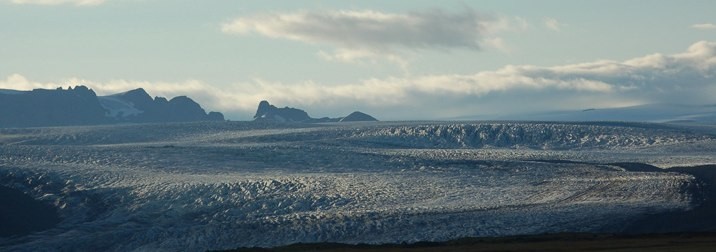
(1, 0, 716, 120)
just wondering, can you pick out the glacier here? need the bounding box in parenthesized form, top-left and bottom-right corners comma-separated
(1, 121, 714, 251)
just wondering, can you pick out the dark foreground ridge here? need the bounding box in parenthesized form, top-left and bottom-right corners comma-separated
(253, 100, 378, 123)
(625, 164, 716, 234)
(0, 86, 224, 128)
(0, 186, 60, 237)
(527, 161, 716, 234)
(218, 232, 716, 252)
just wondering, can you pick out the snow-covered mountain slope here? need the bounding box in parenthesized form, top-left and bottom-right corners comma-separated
(97, 96, 144, 118)
(0, 121, 714, 251)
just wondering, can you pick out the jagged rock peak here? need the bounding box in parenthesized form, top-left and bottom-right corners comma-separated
(114, 88, 150, 98)
(252, 100, 378, 123)
(44, 85, 97, 97)
(253, 100, 311, 122)
(114, 88, 153, 104)
(254, 100, 276, 119)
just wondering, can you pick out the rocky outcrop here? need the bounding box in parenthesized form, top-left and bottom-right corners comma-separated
(253, 100, 312, 122)
(253, 100, 377, 123)
(340, 111, 378, 122)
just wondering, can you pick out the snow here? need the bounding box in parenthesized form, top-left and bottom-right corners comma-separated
(97, 96, 144, 118)
(0, 121, 714, 251)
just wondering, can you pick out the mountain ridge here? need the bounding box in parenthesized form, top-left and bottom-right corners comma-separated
(452, 103, 716, 124)
(253, 100, 378, 123)
(0, 86, 224, 128)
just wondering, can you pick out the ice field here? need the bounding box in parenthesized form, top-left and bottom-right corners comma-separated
(1, 121, 715, 251)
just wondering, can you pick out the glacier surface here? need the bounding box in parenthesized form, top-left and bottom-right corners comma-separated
(1, 121, 714, 251)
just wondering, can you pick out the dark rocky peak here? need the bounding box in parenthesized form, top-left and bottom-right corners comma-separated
(0, 85, 107, 127)
(253, 100, 311, 122)
(169, 96, 197, 105)
(34, 85, 98, 99)
(64, 85, 96, 97)
(253, 100, 377, 123)
(207, 112, 225, 121)
(154, 96, 169, 104)
(71, 85, 91, 93)
(29, 86, 100, 103)
(340, 111, 378, 122)
(100, 90, 224, 123)
(123, 88, 148, 95)
(110, 88, 154, 109)
(254, 100, 276, 119)
(169, 96, 206, 114)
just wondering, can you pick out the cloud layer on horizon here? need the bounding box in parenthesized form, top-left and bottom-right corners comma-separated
(2, 41, 716, 120)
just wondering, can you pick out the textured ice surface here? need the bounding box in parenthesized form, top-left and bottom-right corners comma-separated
(0, 121, 714, 251)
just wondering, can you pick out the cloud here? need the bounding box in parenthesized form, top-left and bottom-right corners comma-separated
(240, 41, 716, 118)
(9, 0, 104, 6)
(222, 8, 513, 65)
(692, 23, 716, 30)
(544, 17, 563, 31)
(4, 41, 716, 120)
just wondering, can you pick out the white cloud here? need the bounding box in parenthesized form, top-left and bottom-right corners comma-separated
(222, 8, 491, 50)
(222, 8, 513, 66)
(544, 17, 563, 31)
(9, 0, 104, 6)
(482, 37, 511, 53)
(317, 49, 410, 72)
(4, 41, 716, 120)
(692, 23, 716, 30)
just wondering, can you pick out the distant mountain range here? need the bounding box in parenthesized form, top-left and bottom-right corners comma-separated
(99, 88, 224, 123)
(253, 100, 378, 123)
(456, 103, 716, 124)
(0, 86, 224, 128)
(5, 85, 713, 127)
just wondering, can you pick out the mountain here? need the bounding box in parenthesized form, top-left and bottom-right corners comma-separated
(253, 100, 378, 123)
(501, 104, 716, 124)
(340, 111, 378, 122)
(447, 103, 716, 124)
(253, 100, 311, 122)
(99, 88, 224, 123)
(0, 86, 108, 127)
(0, 86, 224, 128)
